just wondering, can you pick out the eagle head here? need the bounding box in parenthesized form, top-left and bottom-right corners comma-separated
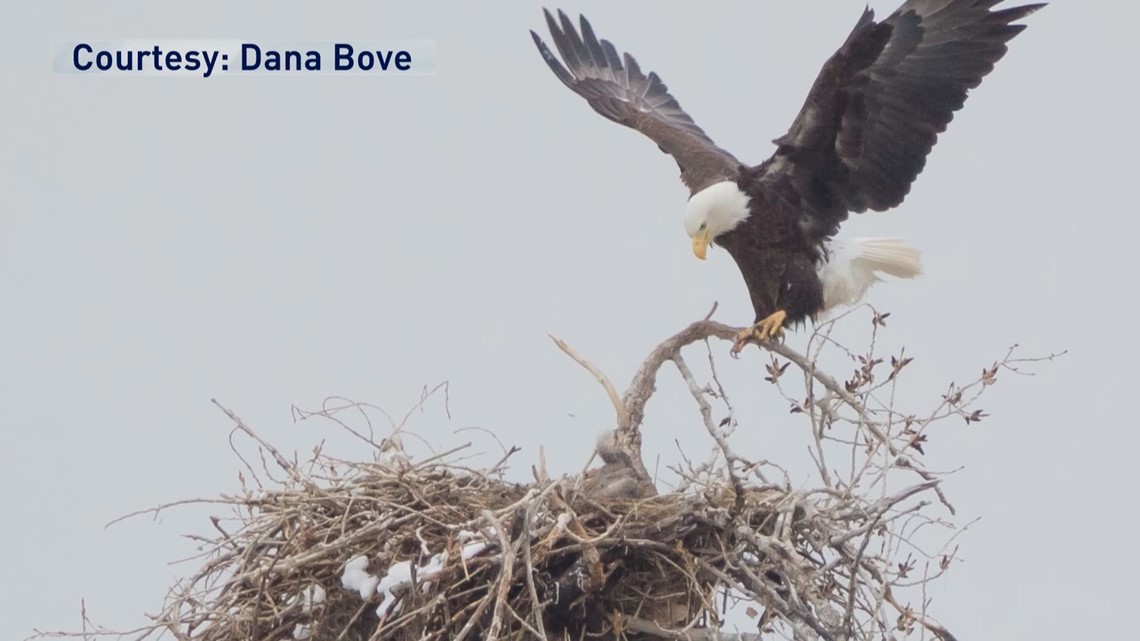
(683, 181, 751, 260)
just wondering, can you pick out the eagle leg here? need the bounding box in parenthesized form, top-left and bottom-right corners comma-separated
(731, 310, 788, 355)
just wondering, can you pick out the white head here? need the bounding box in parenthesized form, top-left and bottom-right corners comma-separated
(683, 181, 751, 260)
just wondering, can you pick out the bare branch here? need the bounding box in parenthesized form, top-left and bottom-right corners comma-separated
(624, 616, 762, 641)
(623, 320, 740, 429)
(549, 334, 631, 429)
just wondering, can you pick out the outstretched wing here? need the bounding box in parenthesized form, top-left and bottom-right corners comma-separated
(531, 9, 740, 194)
(763, 0, 1044, 227)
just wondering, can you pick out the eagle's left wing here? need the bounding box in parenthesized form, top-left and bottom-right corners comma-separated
(531, 9, 740, 195)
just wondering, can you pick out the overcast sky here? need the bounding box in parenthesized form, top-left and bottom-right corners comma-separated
(2, 1, 1134, 639)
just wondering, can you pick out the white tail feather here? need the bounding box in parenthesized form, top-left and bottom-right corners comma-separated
(818, 237, 923, 314)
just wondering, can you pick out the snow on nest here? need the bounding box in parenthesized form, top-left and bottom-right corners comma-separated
(301, 584, 326, 613)
(340, 528, 498, 619)
(341, 555, 380, 600)
(290, 583, 328, 638)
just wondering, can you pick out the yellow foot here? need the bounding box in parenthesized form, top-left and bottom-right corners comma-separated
(731, 310, 788, 355)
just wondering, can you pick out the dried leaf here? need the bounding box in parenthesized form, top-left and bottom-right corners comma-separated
(764, 358, 791, 383)
(942, 386, 963, 405)
(898, 557, 915, 578)
(889, 354, 915, 381)
(904, 431, 928, 455)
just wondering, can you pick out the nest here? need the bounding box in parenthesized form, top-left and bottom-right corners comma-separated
(161, 444, 808, 641)
(75, 316, 1028, 641)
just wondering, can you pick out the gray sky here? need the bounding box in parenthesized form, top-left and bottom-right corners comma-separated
(2, 1, 1134, 639)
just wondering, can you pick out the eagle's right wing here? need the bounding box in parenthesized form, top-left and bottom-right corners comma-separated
(531, 10, 740, 195)
(762, 0, 1043, 229)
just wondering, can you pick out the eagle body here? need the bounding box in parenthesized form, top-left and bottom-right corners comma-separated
(531, 0, 1043, 344)
(744, 172, 833, 326)
(687, 175, 923, 330)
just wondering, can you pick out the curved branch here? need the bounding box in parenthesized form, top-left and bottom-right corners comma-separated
(623, 320, 740, 430)
(549, 334, 631, 429)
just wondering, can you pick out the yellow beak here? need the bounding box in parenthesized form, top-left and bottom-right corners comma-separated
(691, 231, 709, 260)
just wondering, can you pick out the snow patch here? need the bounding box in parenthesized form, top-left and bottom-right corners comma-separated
(341, 555, 380, 600)
(342, 530, 499, 620)
(301, 584, 326, 613)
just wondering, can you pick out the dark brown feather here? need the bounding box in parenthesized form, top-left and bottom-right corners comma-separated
(530, 9, 739, 193)
(765, 0, 1046, 233)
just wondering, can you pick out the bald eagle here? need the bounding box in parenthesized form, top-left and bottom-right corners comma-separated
(531, 1, 1043, 350)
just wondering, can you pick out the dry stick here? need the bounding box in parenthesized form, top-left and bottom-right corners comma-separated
(522, 498, 553, 641)
(503, 604, 546, 640)
(700, 558, 834, 641)
(623, 616, 762, 641)
(487, 445, 523, 476)
(671, 353, 749, 504)
(451, 592, 495, 641)
(828, 480, 940, 548)
(841, 541, 961, 641)
(729, 324, 953, 513)
(212, 399, 306, 485)
(548, 334, 631, 429)
(623, 320, 739, 430)
(622, 316, 954, 639)
(549, 333, 654, 490)
(292, 396, 386, 450)
(413, 442, 474, 468)
(482, 510, 516, 641)
(702, 336, 737, 435)
(882, 587, 959, 641)
(843, 508, 887, 634)
(105, 498, 238, 529)
(398, 381, 452, 428)
(559, 314, 948, 515)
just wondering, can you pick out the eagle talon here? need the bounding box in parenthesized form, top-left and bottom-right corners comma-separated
(756, 310, 787, 342)
(730, 310, 787, 355)
(730, 328, 753, 356)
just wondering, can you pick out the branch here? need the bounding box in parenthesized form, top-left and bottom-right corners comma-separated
(549, 334, 631, 429)
(671, 352, 749, 504)
(623, 320, 740, 430)
(624, 616, 762, 641)
(212, 399, 307, 486)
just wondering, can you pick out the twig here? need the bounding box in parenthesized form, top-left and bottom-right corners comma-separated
(624, 616, 762, 641)
(549, 334, 631, 429)
(482, 511, 516, 641)
(671, 353, 748, 506)
(623, 320, 740, 430)
(212, 399, 305, 485)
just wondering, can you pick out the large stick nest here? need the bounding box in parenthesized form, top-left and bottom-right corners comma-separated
(55, 314, 1054, 641)
(177, 450, 813, 641)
